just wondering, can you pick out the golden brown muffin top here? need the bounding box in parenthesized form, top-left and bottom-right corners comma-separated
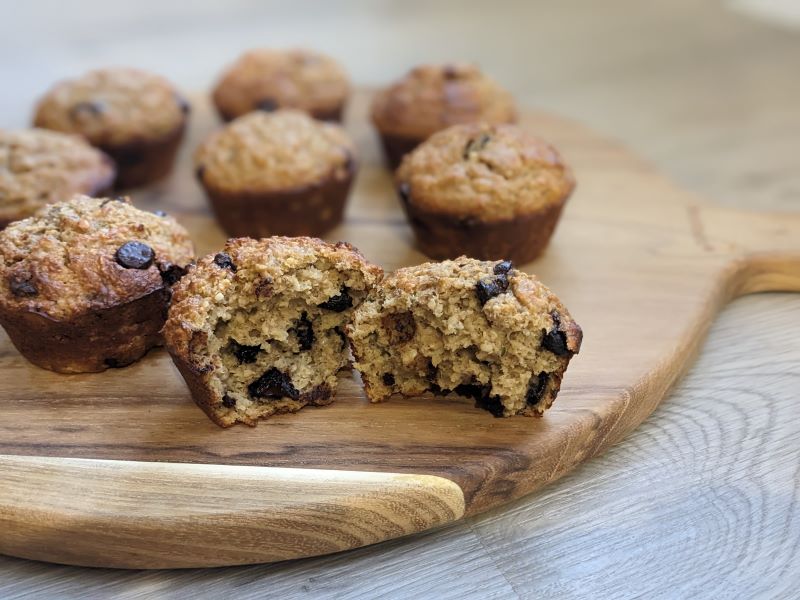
(195, 109, 355, 193)
(0, 129, 116, 225)
(370, 63, 517, 139)
(359, 257, 582, 354)
(0, 195, 194, 320)
(395, 123, 574, 221)
(33, 68, 189, 147)
(164, 236, 383, 358)
(212, 48, 350, 120)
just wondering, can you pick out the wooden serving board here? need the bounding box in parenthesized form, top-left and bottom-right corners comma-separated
(1, 92, 798, 569)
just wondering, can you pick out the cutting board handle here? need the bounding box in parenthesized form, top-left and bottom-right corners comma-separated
(701, 205, 800, 295)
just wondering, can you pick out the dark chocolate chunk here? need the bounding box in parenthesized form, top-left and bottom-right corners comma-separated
(334, 326, 348, 350)
(221, 394, 236, 408)
(474, 394, 505, 417)
(541, 311, 570, 356)
(103, 358, 120, 368)
(69, 101, 104, 121)
(9, 277, 37, 297)
(463, 133, 491, 159)
(248, 367, 299, 400)
(475, 265, 511, 305)
(525, 372, 550, 405)
(382, 311, 416, 344)
(292, 312, 314, 351)
(228, 339, 261, 364)
(318, 287, 353, 312)
(158, 262, 187, 286)
(494, 260, 513, 275)
(115, 241, 155, 270)
(255, 98, 278, 112)
(454, 383, 488, 403)
(213, 252, 237, 272)
(397, 182, 411, 204)
(382, 373, 396, 387)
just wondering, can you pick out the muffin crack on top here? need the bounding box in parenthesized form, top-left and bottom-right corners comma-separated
(347, 257, 582, 417)
(164, 237, 382, 427)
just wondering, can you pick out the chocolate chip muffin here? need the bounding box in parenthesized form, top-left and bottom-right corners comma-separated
(195, 109, 356, 238)
(371, 63, 517, 169)
(0, 129, 115, 228)
(33, 68, 190, 188)
(0, 195, 194, 373)
(347, 258, 581, 417)
(163, 237, 382, 427)
(212, 48, 350, 122)
(395, 123, 575, 264)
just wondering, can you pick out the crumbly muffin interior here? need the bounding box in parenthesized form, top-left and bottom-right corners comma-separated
(348, 259, 581, 417)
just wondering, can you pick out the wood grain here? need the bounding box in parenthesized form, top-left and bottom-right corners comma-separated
(0, 84, 798, 569)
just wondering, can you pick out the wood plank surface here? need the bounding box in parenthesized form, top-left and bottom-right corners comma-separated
(0, 0, 799, 596)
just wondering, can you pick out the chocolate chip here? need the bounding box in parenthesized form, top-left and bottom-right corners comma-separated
(292, 312, 314, 351)
(318, 287, 353, 312)
(213, 252, 237, 272)
(221, 394, 236, 408)
(334, 326, 348, 350)
(103, 358, 121, 369)
(255, 98, 278, 112)
(475, 394, 506, 417)
(153, 210, 168, 217)
(382, 311, 416, 344)
(228, 339, 261, 364)
(526, 372, 550, 405)
(382, 373, 396, 386)
(9, 277, 37, 297)
(397, 182, 411, 204)
(454, 383, 488, 403)
(115, 241, 154, 269)
(542, 311, 570, 356)
(69, 101, 104, 121)
(158, 262, 187, 286)
(195, 165, 206, 181)
(248, 367, 299, 400)
(494, 260, 513, 275)
(463, 133, 491, 159)
(255, 277, 273, 299)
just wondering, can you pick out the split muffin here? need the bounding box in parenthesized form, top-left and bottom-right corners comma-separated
(0, 128, 115, 228)
(195, 110, 356, 238)
(164, 237, 382, 427)
(33, 68, 190, 188)
(347, 258, 582, 417)
(212, 48, 350, 122)
(371, 63, 517, 169)
(0, 195, 194, 373)
(395, 123, 575, 264)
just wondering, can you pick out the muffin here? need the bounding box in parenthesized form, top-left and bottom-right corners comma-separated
(163, 237, 382, 427)
(195, 110, 356, 238)
(347, 258, 582, 417)
(395, 123, 575, 264)
(0, 128, 115, 228)
(0, 195, 194, 373)
(371, 63, 517, 169)
(212, 48, 350, 122)
(33, 68, 190, 188)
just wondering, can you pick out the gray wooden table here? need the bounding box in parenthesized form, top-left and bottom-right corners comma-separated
(1, 1, 798, 598)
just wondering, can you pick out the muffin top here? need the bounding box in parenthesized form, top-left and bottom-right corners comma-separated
(371, 63, 517, 139)
(195, 109, 355, 193)
(164, 236, 383, 357)
(0, 129, 116, 225)
(33, 68, 189, 147)
(395, 123, 574, 221)
(355, 257, 582, 354)
(212, 48, 350, 121)
(0, 195, 194, 320)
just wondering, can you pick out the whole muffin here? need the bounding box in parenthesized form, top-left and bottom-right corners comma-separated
(33, 68, 190, 188)
(0, 195, 194, 373)
(395, 123, 575, 264)
(212, 48, 350, 122)
(164, 237, 382, 427)
(348, 258, 582, 417)
(195, 109, 356, 238)
(371, 63, 517, 169)
(0, 128, 115, 228)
